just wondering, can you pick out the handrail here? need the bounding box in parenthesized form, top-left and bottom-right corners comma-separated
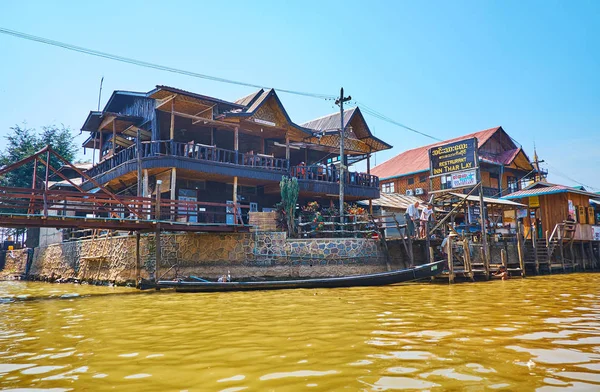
(290, 165, 379, 188)
(85, 140, 290, 178)
(0, 185, 248, 225)
(548, 223, 564, 244)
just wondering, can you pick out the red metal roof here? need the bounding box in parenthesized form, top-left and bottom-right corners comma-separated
(371, 127, 502, 180)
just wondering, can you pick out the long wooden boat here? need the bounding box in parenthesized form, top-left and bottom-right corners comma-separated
(149, 260, 444, 292)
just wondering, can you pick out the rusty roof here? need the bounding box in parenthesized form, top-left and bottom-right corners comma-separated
(371, 127, 503, 180)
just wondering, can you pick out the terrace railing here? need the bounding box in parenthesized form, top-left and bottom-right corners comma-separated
(85, 141, 290, 178)
(84, 142, 380, 190)
(290, 165, 379, 188)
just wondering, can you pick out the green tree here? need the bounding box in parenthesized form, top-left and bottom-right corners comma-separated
(0, 124, 78, 189)
(279, 176, 299, 236)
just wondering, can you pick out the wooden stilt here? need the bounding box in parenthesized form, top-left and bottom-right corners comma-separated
(462, 238, 474, 281)
(135, 231, 141, 284)
(155, 181, 162, 285)
(580, 241, 586, 270)
(501, 248, 507, 268)
(517, 222, 525, 277)
(447, 236, 454, 283)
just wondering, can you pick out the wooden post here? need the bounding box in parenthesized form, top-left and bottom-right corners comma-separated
(559, 228, 565, 272)
(533, 232, 540, 274)
(501, 248, 507, 267)
(154, 180, 162, 284)
(170, 99, 175, 140)
(429, 247, 435, 266)
(447, 235, 454, 283)
(135, 231, 141, 285)
(462, 238, 473, 281)
(99, 131, 104, 160)
(170, 168, 177, 220)
(233, 176, 238, 224)
(480, 247, 489, 280)
(112, 120, 116, 157)
(580, 241, 586, 270)
(234, 127, 239, 164)
(211, 127, 215, 146)
(136, 129, 143, 198)
(285, 133, 290, 171)
(143, 169, 149, 219)
(408, 236, 414, 267)
(517, 222, 526, 277)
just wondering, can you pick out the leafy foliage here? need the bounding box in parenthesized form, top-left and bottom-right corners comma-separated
(0, 124, 78, 189)
(279, 176, 299, 236)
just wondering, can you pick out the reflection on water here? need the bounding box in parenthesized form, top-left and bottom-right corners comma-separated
(1, 274, 600, 391)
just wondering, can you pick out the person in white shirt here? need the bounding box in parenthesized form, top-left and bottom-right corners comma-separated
(405, 201, 420, 238)
(420, 203, 435, 239)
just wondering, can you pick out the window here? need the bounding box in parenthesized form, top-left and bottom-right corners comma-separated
(407, 177, 415, 185)
(507, 176, 519, 194)
(441, 175, 453, 190)
(419, 175, 428, 183)
(381, 182, 395, 193)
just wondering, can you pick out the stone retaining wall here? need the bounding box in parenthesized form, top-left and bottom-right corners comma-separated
(26, 232, 387, 283)
(0, 249, 30, 279)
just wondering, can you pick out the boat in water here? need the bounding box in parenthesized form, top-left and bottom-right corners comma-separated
(142, 260, 444, 292)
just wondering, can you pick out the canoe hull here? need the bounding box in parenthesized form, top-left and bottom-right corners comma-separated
(156, 260, 444, 292)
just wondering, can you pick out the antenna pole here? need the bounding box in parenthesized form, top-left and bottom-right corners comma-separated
(97, 76, 104, 111)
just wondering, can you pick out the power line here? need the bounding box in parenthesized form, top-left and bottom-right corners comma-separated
(0, 27, 442, 142)
(350, 101, 442, 141)
(544, 162, 599, 191)
(0, 27, 335, 100)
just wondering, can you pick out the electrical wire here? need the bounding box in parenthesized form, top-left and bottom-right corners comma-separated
(0, 27, 441, 143)
(544, 162, 599, 191)
(353, 102, 443, 141)
(0, 27, 334, 100)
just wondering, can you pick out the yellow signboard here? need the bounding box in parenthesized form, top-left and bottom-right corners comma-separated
(529, 196, 540, 208)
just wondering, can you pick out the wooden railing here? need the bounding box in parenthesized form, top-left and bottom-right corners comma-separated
(290, 165, 379, 188)
(0, 186, 248, 225)
(85, 140, 290, 178)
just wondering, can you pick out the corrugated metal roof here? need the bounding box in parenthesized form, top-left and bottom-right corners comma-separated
(502, 182, 600, 200)
(234, 89, 264, 107)
(301, 107, 356, 131)
(445, 192, 526, 208)
(371, 127, 502, 180)
(358, 193, 425, 211)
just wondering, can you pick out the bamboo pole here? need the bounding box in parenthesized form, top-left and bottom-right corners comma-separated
(447, 235, 454, 283)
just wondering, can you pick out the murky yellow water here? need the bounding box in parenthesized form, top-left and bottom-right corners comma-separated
(1, 275, 600, 391)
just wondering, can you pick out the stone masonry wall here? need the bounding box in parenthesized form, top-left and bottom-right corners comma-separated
(0, 249, 31, 279)
(27, 232, 387, 283)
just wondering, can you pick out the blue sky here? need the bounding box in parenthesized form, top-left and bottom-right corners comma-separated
(0, 0, 598, 190)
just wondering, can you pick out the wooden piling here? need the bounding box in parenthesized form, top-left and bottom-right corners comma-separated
(462, 238, 474, 281)
(155, 181, 162, 285)
(135, 231, 141, 284)
(501, 249, 507, 267)
(517, 222, 525, 277)
(447, 235, 454, 283)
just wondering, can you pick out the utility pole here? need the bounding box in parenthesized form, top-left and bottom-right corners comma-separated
(335, 88, 351, 223)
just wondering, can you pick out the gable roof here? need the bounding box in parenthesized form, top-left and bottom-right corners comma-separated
(301, 107, 392, 152)
(502, 181, 600, 200)
(371, 127, 505, 180)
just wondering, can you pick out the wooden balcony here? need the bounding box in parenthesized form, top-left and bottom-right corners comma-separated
(83, 141, 381, 198)
(86, 141, 289, 179)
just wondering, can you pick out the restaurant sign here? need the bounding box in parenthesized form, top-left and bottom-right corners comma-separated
(429, 138, 477, 177)
(451, 170, 477, 189)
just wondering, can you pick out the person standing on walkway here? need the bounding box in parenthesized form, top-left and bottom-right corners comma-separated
(420, 203, 435, 239)
(405, 201, 420, 239)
